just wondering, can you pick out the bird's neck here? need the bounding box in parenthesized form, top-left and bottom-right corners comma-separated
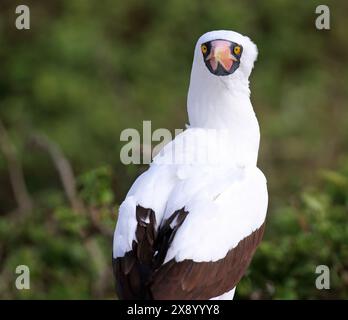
(187, 79, 260, 166)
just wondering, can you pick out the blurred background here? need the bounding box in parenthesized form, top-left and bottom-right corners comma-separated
(0, 0, 347, 299)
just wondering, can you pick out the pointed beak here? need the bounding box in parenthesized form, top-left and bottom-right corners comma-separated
(206, 40, 237, 72)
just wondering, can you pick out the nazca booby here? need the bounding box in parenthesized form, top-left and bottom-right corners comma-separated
(113, 30, 268, 300)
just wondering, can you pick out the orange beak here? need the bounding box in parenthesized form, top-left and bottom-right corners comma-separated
(206, 40, 237, 72)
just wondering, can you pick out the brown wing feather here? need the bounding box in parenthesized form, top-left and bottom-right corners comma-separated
(113, 204, 265, 300)
(150, 223, 265, 300)
(113, 206, 157, 299)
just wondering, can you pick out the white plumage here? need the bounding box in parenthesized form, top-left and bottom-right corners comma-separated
(113, 30, 268, 300)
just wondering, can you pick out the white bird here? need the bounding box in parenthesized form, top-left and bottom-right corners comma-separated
(113, 30, 268, 300)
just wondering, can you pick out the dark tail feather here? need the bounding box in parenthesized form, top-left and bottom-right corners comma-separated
(113, 206, 157, 300)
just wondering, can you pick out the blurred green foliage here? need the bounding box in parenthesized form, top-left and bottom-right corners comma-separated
(238, 163, 348, 299)
(0, 166, 116, 299)
(0, 0, 348, 299)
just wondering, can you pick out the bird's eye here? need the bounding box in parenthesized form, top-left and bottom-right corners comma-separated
(233, 46, 241, 55)
(201, 45, 208, 54)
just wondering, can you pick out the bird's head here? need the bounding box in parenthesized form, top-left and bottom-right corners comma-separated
(191, 30, 258, 83)
(187, 31, 259, 129)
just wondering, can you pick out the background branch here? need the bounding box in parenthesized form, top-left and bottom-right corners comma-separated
(29, 132, 114, 237)
(0, 119, 33, 215)
(29, 133, 85, 213)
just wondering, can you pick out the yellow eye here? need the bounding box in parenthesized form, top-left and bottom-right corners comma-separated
(201, 45, 208, 54)
(234, 46, 241, 55)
